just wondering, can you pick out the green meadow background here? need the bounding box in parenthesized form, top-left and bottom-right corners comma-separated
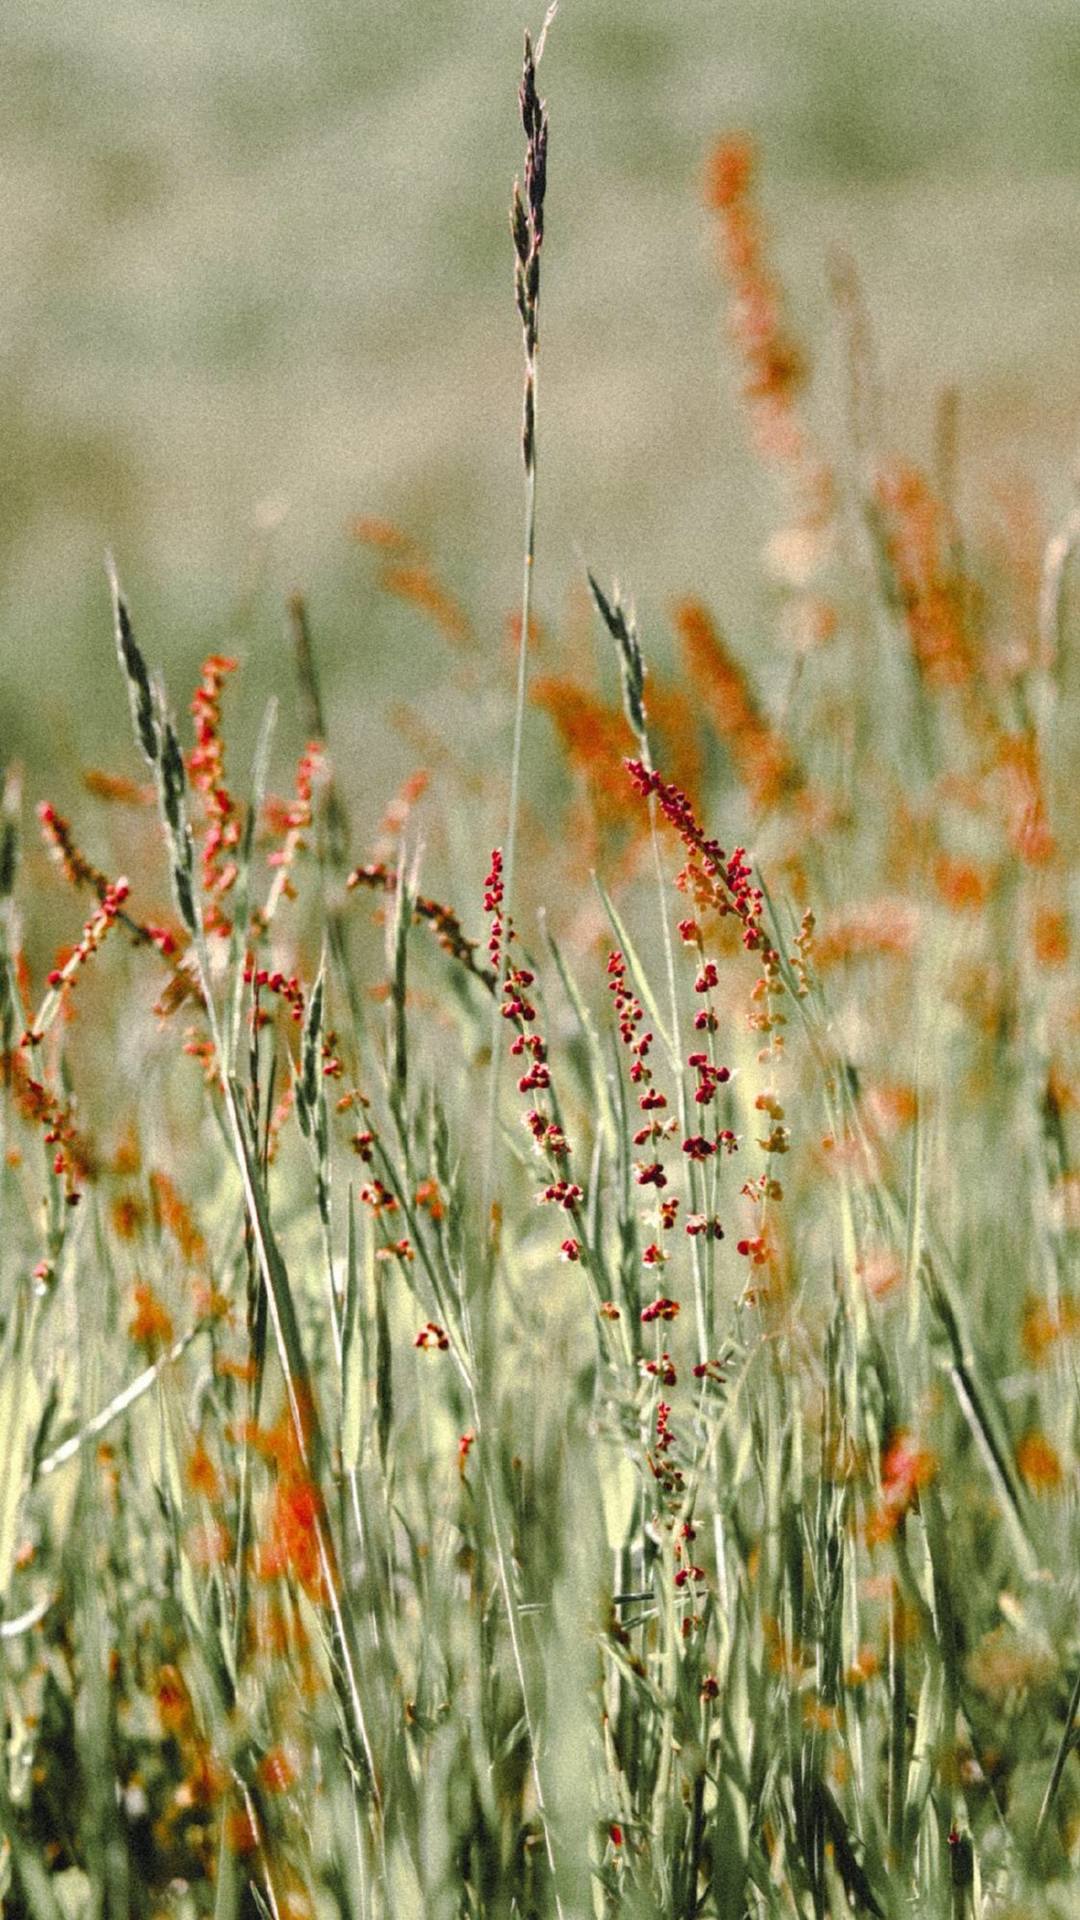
(4, 0, 1080, 777)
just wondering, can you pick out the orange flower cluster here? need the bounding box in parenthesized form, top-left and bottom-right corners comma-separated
(150, 1168, 207, 1267)
(931, 853, 994, 915)
(995, 731, 1054, 868)
(351, 518, 474, 651)
(873, 460, 973, 690)
(249, 1411, 330, 1607)
(673, 599, 798, 815)
(866, 1430, 937, 1544)
(80, 768, 154, 806)
(813, 899, 918, 972)
(129, 1281, 174, 1351)
(1016, 1430, 1064, 1494)
(707, 138, 839, 668)
(1021, 1293, 1080, 1366)
(706, 136, 806, 462)
(532, 677, 638, 827)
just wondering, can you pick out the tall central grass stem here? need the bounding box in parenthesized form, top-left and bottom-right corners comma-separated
(483, 30, 548, 1215)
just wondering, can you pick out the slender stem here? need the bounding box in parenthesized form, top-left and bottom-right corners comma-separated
(483, 397, 538, 1217)
(473, 1392, 567, 1920)
(1035, 1657, 1080, 1845)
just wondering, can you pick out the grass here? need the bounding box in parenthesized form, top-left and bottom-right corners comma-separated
(1, 20, 1080, 1920)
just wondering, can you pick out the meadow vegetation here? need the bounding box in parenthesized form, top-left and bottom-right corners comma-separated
(1, 16, 1079, 1920)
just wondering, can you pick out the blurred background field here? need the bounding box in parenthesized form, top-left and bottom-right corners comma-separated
(4, 0, 1080, 782)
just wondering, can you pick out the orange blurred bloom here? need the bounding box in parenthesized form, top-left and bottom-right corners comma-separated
(185, 1436, 222, 1502)
(1021, 1294, 1080, 1366)
(224, 1805, 259, 1855)
(532, 677, 638, 826)
(1016, 1431, 1064, 1493)
(673, 598, 799, 815)
(378, 563, 473, 650)
(996, 732, 1054, 867)
(156, 1664, 192, 1735)
(873, 459, 972, 689)
(814, 899, 918, 971)
(932, 855, 993, 914)
(110, 1193, 145, 1241)
(866, 1430, 936, 1543)
(348, 514, 417, 555)
(187, 1520, 232, 1569)
(1033, 906, 1069, 968)
(150, 1170, 207, 1266)
(257, 1744, 299, 1795)
(129, 1283, 174, 1352)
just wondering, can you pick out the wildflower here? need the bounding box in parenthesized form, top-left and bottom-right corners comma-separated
(37, 802, 111, 895)
(378, 561, 473, 650)
(224, 1807, 259, 1855)
(540, 1180, 582, 1210)
(644, 1351, 677, 1386)
(1021, 1294, 1080, 1365)
(484, 848, 505, 970)
(155, 1665, 192, 1735)
(414, 1322, 449, 1352)
(866, 1430, 937, 1543)
(415, 1177, 444, 1220)
(185, 1437, 221, 1502)
(39, 878, 130, 1007)
(259, 1465, 327, 1603)
(188, 655, 240, 934)
(687, 1053, 732, 1106)
(692, 1358, 726, 1383)
(187, 1520, 232, 1569)
(873, 460, 972, 689)
(150, 1169, 206, 1266)
(673, 599, 801, 813)
(756, 1124, 790, 1155)
(375, 1237, 415, 1262)
(253, 741, 325, 930)
(559, 1237, 581, 1262)
(129, 1282, 174, 1351)
(359, 1179, 398, 1215)
(682, 1135, 716, 1162)
(1016, 1431, 1063, 1493)
(533, 678, 637, 828)
(736, 1233, 772, 1265)
(257, 1746, 299, 1795)
(641, 1296, 680, 1324)
(685, 1214, 724, 1239)
(674, 1564, 706, 1589)
(110, 1194, 144, 1240)
(635, 1161, 667, 1189)
(1033, 905, 1069, 968)
(933, 854, 992, 914)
